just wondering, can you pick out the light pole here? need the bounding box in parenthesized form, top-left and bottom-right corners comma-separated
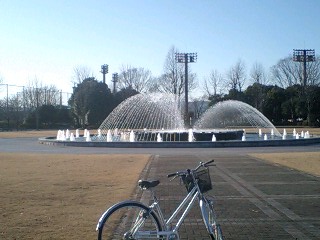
(101, 64, 109, 84)
(175, 52, 197, 127)
(293, 49, 315, 87)
(112, 73, 118, 94)
(293, 49, 316, 126)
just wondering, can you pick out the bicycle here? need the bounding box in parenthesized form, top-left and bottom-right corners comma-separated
(96, 159, 224, 240)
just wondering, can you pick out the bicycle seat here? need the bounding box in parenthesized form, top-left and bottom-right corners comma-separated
(138, 180, 160, 189)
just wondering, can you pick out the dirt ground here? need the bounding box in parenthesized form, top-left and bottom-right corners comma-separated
(0, 153, 150, 240)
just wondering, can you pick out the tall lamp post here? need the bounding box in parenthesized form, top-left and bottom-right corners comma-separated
(175, 52, 197, 127)
(112, 73, 118, 94)
(293, 49, 315, 87)
(101, 64, 109, 84)
(293, 49, 315, 125)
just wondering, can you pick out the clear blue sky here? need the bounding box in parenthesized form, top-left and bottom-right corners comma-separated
(1, 0, 319, 97)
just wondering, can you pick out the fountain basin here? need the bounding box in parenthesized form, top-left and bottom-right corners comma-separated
(39, 133, 320, 148)
(135, 129, 244, 141)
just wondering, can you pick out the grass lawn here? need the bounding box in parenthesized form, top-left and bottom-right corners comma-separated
(0, 153, 150, 240)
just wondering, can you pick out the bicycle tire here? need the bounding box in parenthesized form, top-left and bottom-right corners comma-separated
(200, 198, 224, 240)
(215, 224, 224, 240)
(97, 200, 162, 240)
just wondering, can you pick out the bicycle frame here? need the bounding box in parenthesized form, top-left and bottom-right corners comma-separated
(97, 160, 220, 240)
(135, 184, 210, 239)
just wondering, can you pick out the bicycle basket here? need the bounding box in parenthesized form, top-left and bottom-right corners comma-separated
(182, 168, 212, 193)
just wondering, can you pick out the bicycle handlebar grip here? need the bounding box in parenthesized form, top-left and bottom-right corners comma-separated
(205, 159, 215, 165)
(167, 173, 177, 178)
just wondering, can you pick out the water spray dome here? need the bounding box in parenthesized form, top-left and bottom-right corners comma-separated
(98, 93, 184, 140)
(194, 100, 281, 136)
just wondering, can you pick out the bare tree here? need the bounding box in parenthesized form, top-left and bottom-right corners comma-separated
(72, 65, 94, 85)
(271, 56, 300, 88)
(118, 65, 152, 93)
(152, 46, 184, 96)
(153, 46, 197, 98)
(203, 69, 223, 97)
(225, 59, 246, 92)
(271, 55, 320, 125)
(307, 57, 320, 86)
(250, 62, 268, 85)
(23, 78, 60, 110)
(7, 94, 24, 128)
(271, 56, 320, 88)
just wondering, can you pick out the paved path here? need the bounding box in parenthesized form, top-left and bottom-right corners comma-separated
(141, 153, 320, 240)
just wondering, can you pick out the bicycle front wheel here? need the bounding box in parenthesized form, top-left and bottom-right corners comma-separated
(200, 198, 224, 240)
(97, 201, 162, 240)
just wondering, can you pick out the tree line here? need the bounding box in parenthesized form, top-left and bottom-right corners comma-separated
(205, 56, 320, 126)
(0, 46, 319, 130)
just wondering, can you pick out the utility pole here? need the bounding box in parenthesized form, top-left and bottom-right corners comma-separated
(175, 52, 197, 127)
(112, 73, 118, 94)
(101, 64, 109, 84)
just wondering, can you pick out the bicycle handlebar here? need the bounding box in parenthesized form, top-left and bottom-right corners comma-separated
(167, 159, 215, 178)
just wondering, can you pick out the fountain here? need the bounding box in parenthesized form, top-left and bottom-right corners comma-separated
(86, 130, 91, 142)
(98, 93, 185, 141)
(157, 133, 163, 142)
(129, 130, 135, 142)
(212, 134, 217, 142)
(70, 133, 75, 141)
(39, 93, 320, 148)
(305, 131, 310, 138)
(188, 129, 194, 142)
(194, 100, 281, 137)
(242, 129, 246, 141)
(106, 129, 112, 142)
(76, 129, 80, 138)
(98, 96, 278, 142)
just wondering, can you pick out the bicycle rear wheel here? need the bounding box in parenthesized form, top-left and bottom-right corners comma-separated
(97, 201, 162, 240)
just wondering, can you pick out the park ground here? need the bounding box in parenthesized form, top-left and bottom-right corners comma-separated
(0, 129, 319, 239)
